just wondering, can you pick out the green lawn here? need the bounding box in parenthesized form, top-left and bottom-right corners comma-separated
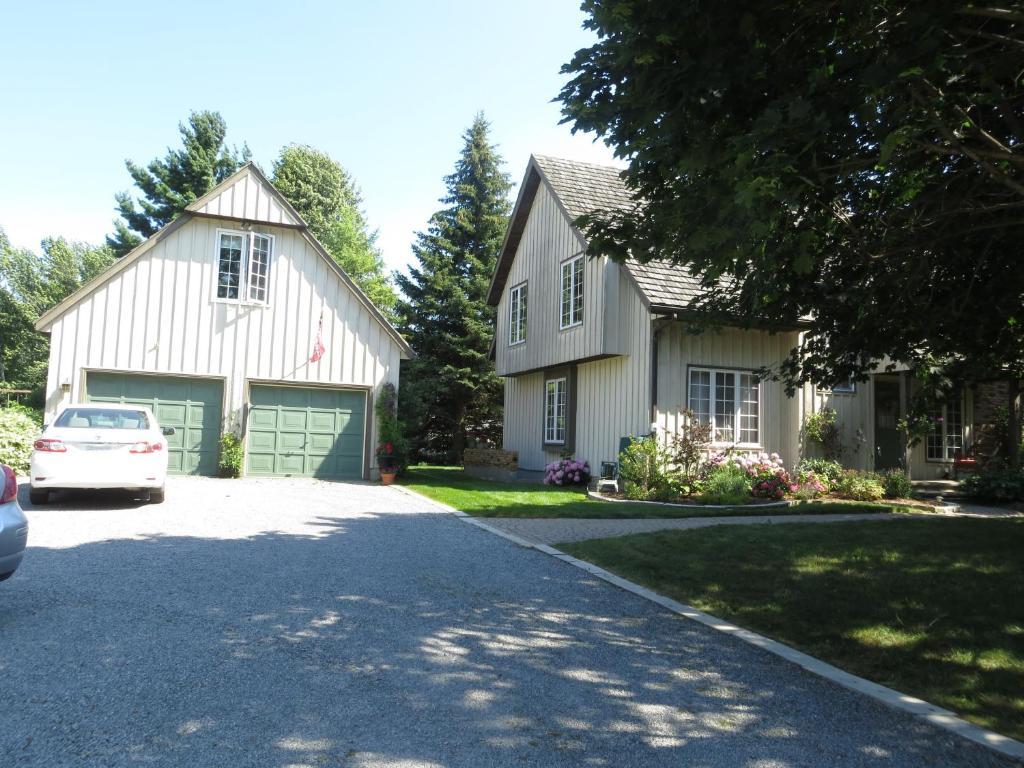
(562, 518, 1024, 740)
(400, 465, 907, 519)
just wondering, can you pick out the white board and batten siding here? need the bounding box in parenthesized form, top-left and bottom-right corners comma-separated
(188, 171, 302, 228)
(654, 326, 805, 467)
(40, 215, 404, 470)
(494, 181, 622, 378)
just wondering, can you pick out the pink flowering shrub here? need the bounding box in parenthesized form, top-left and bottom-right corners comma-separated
(544, 457, 591, 486)
(707, 451, 791, 499)
(790, 473, 827, 500)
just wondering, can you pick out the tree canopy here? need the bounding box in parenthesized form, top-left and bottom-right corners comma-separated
(271, 145, 397, 316)
(0, 230, 113, 390)
(107, 110, 250, 256)
(559, 1, 1023, 403)
(395, 114, 512, 462)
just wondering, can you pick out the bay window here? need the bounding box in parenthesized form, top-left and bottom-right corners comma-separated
(559, 255, 583, 328)
(688, 367, 760, 445)
(509, 282, 527, 345)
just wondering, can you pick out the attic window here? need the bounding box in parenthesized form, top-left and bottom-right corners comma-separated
(216, 229, 273, 304)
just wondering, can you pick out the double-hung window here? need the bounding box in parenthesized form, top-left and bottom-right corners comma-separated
(688, 367, 760, 445)
(926, 397, 964, 461)
(544, 377, 567, 444)
(509, 282, 527, 345)
(559, 255, 584, 328)
(216, 229, 273, 304)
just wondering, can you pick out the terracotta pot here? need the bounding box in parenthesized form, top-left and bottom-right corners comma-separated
(380, 471, 397, 486)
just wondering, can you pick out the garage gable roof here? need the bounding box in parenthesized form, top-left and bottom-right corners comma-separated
(35, 164, 413, 358)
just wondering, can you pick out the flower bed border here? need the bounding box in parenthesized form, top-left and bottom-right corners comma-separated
(588, 490, 953, 513)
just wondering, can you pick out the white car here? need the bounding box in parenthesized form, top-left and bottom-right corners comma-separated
(0, 464, 29, 581)
(30, 403, 174, 504)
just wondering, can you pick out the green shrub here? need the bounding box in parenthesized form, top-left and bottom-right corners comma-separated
(880, 468, 913, 499)
(804, 407, 844, 460)
(700, 464, 751, 505)
(795, 458, 844, 490)
(376, 383, 409, 473)
(833, 470, 885, 501)
(619, 436, 675, 501)
(218, 432, 244, 478)
(962, 463, 1024, 503)
(0, 407, 41, 474)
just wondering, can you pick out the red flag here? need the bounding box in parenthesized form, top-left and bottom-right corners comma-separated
(310, 312, 325, 363)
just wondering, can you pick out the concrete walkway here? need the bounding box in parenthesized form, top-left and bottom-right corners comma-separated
(480, 511, 922, 546)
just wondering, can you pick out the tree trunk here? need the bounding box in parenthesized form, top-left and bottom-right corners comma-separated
(1008, 378, 1021, 469)
(451, 401, 467, 466)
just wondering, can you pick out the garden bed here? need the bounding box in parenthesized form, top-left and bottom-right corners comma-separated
(589, 489, 947, 513)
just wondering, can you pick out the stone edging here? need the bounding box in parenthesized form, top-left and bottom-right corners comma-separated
(587, 489, 956, 515)
(390, 482, 1024, 763)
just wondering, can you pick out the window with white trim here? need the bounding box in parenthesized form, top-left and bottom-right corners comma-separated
(216, 229, 273, 304)
(831, 378, 856, 394)
(688, 367, 760, 445)
(544, 377, 567, 444)
(509, 282, 527, 345)
(926, 397, 964, 461)
(559, 255, 583, 328)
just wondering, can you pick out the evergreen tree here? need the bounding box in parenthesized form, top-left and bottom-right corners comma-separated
(395, 114, 512, 462)
(271, 145, 397, 317)
(107, 111, 249, 256)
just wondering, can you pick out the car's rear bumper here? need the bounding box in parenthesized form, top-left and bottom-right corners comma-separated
(30, 479, 164, 490)
(0, 550, 24, 579)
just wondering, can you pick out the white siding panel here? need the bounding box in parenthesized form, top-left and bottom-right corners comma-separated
(193, 168, 301, 227)
(503, 372, 546, 471)
(42, 214, 402, 475)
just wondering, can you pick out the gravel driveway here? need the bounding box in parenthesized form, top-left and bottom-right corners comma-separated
(0, 477, 1014, 768)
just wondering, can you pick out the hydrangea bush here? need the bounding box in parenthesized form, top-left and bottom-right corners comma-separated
(544, 457, 591, 486)
(790, 473, 827, 500)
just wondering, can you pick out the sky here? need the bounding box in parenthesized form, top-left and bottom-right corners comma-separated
(0, 0, 619, 276)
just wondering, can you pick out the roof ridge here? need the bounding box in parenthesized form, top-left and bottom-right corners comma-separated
(531, 153, 627, 173)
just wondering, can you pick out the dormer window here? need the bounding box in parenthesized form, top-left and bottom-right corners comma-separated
(509, 282, 527, 345)
(216, 229, 273, 304)
(560, 255, 583, 329)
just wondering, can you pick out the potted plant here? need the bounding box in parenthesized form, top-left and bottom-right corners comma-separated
(377, 441, 398, 485)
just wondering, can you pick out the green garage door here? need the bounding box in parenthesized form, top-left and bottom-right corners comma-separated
(86, 372, 224, 476)
(246, 385, 366, 479)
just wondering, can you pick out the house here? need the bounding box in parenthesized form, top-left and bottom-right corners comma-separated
(35, 163, 412, 480)
(487, 155, 988, 480)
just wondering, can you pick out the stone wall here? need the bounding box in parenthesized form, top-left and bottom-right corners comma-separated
(463, 448, 519, 482)
(973, 381, 1011, 462)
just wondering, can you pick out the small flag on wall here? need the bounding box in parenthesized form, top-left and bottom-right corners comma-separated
(310, 311, 325, 363)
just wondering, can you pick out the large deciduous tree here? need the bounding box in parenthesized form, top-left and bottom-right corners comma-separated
(395, 114, 512, 462)
(107, 111, 250, 256)
(271, 145, 397, 316)
(0, 230, 113, 391)
(560, 0, 1024, 464)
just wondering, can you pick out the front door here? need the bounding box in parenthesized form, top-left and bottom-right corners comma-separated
(874, 380, 903, 471)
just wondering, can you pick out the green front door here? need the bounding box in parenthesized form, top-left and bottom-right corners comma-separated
(85, 372, 224, 476)
(246, 385, 366, 479)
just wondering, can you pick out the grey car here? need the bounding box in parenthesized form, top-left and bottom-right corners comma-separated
(0, 465, 29, 581)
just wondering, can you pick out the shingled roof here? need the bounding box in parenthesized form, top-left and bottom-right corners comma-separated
(487, 154, 711, 311)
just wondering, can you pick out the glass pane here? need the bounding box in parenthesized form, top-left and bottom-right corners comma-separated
(560, 262, 573, 326)
(217, 233, 243, 299)
(926, 407, 944, 460)
(739, 373, 759, 444)
(248, 234, 271, 302)
(714, 371, 736, 442)
(688, 369, 711, 425)
(946, 397, 963, 458)
(572, 257, 584, 324)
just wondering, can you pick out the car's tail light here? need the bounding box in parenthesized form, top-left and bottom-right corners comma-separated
(129, 441, 163, 454)
(1, 465, 17, 504)
(33, 438, 67, 453)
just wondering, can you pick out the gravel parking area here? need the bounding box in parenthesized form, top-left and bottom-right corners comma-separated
(0, 477, 1015, 767)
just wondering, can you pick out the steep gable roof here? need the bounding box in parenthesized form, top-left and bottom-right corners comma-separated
(35, 163, 413, 357)
(486, 154, 708, 311)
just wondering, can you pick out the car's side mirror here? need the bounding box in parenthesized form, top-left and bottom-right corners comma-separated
(162, 426, 176, 436)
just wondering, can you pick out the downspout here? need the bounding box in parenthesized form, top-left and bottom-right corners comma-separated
(650, 316, 675, 426)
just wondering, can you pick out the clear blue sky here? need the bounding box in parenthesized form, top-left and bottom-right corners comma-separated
(0, 1, 618, 275)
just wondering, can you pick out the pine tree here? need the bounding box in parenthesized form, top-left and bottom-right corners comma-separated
(395, 114, 512, 462)
(107, 111, 250, 256)
(271, 145, 397, 317)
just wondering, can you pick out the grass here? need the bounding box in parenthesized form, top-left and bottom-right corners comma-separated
(400, 465, 908, 519)
(562, 518, 1024, 740)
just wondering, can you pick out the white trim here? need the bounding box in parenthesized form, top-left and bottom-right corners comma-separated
(508, 281, 527, 346)
(687, 366, 761, 447)
(544, 377, 567, 445)
(559, 254, 584, 330)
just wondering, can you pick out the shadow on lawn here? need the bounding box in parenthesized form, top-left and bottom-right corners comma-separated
(1, 510, 1015, 767)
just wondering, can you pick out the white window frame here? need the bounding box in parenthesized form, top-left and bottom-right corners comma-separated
(687, 366, 761, 447)
(559, 255, 584, 329)
(544, 377, 567, 445)
(508, 282, 527, 346)
(214, 228, 274, 305)
(926, 397, 964, 462)
(830, 378, 856, 394)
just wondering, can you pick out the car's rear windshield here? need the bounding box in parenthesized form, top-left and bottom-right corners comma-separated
(54, 408, 150, 430)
